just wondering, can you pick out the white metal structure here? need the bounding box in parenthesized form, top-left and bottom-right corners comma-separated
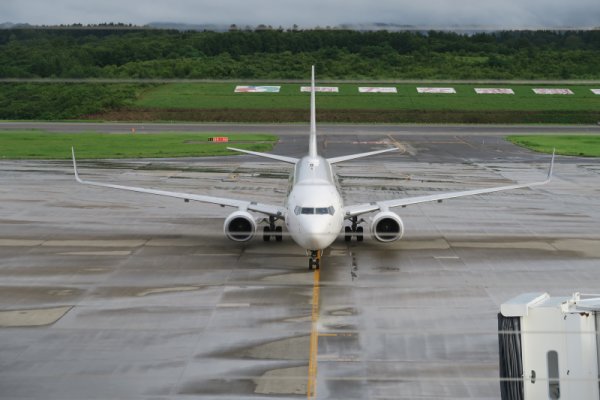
(72, 66, 554, 270)
(500, 292, 600, 400)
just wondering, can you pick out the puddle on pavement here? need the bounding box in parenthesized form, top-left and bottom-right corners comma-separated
(450, 238, 600, 258)
(218, 335, 310, 361)
(90, 286, 206, 298)
(0, 306, 72, 327)
(254, 365, 307, 395)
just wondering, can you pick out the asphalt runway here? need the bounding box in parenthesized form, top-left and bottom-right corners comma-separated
(1, 131, 599, 399)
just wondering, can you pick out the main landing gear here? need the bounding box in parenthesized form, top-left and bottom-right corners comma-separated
(308, 250, 322, 270)
(344, 216, 364, 242)
(263, 216, 283, 242)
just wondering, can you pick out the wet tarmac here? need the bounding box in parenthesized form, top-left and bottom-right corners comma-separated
(0, 133, 599, 399)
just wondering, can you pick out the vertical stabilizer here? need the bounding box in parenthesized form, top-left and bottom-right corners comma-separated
(309, 65, 318, 158)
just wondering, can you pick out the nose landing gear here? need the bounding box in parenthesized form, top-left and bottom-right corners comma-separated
(308, 250, 322, 270)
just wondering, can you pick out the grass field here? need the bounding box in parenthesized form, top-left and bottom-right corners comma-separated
(135, 83, 600, 112)
(0, 131, 277, 159)
(3, 130, 598, 160)
(507, 135, 600, 157)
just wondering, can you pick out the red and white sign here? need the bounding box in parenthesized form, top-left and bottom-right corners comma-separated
(300, 86, 339, 93)
(532, 88, 573, 95)
(359, 87, 397, 93)
(234, 86, 281, 93)
(475, 88, 514, 94)
(591, 89, 600, 95)
(417, 87, 456, 94)
(209, 137, 229, 142)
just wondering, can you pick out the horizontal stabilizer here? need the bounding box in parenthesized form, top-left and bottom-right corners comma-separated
(327, 147, 398, 164)
(227, 147, 298, 164)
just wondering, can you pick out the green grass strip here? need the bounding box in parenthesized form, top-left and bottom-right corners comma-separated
(136, 83, 600, 112)
(0, 131, 278, 159)
(507, 135, 600, 157)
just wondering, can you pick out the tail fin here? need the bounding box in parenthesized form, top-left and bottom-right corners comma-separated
(309, 65, 317, 158)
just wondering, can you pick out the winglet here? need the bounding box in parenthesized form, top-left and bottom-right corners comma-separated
(71, 147, 82, 183)
(547, 148, 555, 181)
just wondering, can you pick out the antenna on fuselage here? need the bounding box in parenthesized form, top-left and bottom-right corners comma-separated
(309, 65, 318, 158)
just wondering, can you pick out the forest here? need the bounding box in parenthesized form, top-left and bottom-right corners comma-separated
(1, 28, 600, 80)
(1, 28, 599, 122)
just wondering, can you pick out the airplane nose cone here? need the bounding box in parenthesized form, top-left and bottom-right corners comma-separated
(303, 236, 330, 251)
(296, 218, 337, 250)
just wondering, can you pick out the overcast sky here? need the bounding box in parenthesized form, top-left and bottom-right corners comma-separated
(2, 0, 599, 28)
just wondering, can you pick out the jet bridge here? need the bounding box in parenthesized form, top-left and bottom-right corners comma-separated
(498, 292, 600, 400)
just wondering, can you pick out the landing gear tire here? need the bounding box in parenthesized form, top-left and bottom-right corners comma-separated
(308, 250, 321, 271)
(264, 216, 283, 242)
(345, 222, 364, 242)
(356, 226, 364, 242)
(344, 226, 352, 242)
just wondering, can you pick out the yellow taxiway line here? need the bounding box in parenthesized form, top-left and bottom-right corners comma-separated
(307, 265, 321, 399)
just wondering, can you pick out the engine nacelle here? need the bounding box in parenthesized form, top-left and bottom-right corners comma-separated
(370, 211, 404, 242)
(224, 211, 257, 242)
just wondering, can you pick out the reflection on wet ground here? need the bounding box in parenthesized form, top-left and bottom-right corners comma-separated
(0, 134, 599, 398)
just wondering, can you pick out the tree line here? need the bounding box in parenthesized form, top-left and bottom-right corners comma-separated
(0, 29, 599, 79)
(0, 83, 143, 120)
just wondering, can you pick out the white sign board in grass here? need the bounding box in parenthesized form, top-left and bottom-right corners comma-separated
(591, 89, 600, 95)
(475, 88, 515, 94)
(532, 88, 573, 95)
(417, 87, 456, 94)
(234, 86, 281, 93)
(358, 87, 397, 93)
(300, 86, 339, 93)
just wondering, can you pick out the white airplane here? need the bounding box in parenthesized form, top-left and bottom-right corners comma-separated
(72, 66, 554, 270)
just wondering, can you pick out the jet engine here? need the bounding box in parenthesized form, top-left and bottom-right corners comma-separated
(370, 211, 404, 242)
(224, 211, 257, 242)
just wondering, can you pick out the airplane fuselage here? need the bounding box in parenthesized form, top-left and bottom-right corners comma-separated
(285, 155, 345, 251)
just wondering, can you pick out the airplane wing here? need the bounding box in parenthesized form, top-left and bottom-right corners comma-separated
(71, 148, 286, 218)
(343, 152, 554, 218)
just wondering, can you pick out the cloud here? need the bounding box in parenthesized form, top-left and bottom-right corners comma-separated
(1, 0, 599, 28)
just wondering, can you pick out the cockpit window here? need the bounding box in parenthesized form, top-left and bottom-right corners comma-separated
(296, 206, 335, 215)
